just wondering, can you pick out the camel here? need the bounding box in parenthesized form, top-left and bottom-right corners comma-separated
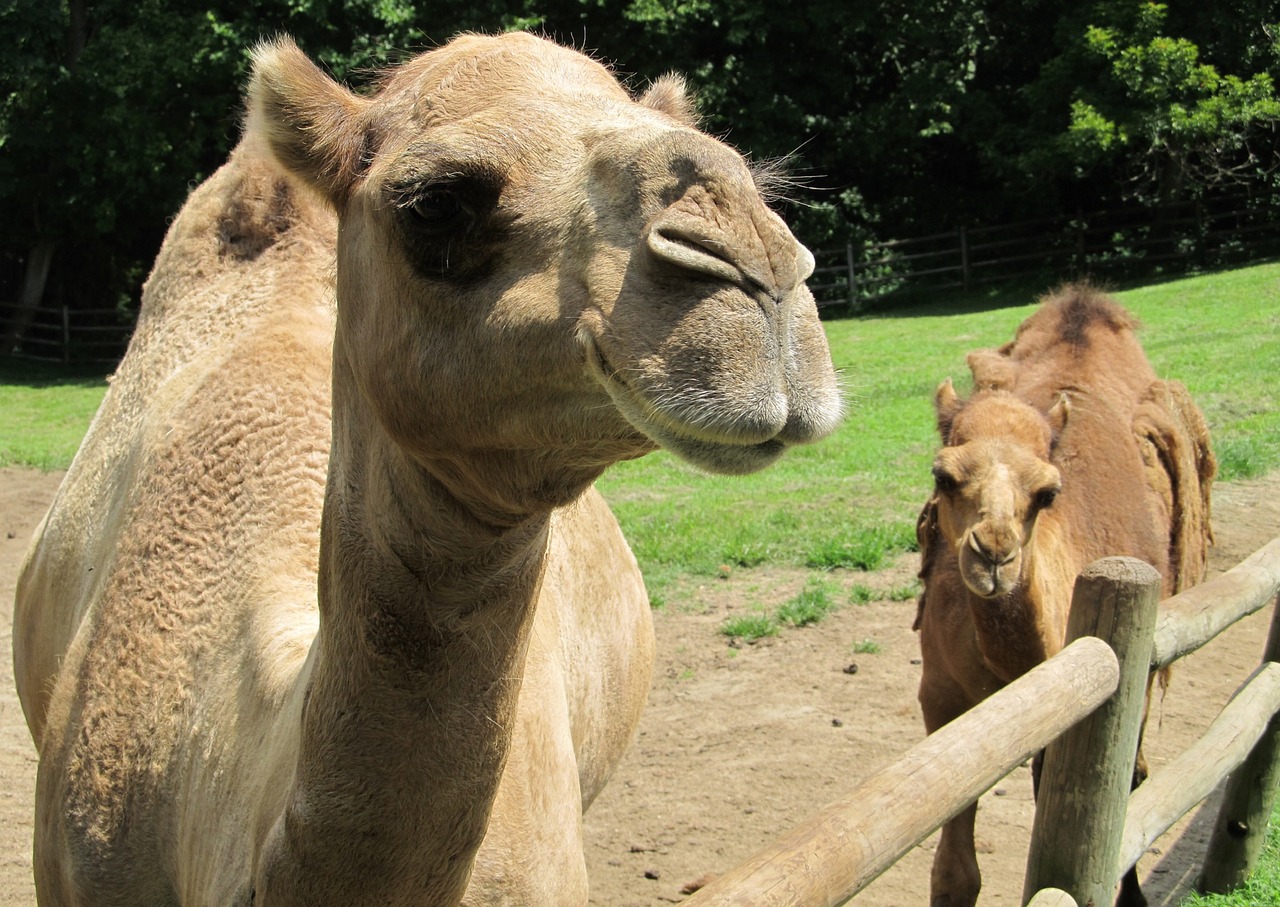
(914, 285, 1214, 907)
(11, 33, 843, 906)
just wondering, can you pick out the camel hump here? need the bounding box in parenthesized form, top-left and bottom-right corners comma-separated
(1133, 379, 1216, 591)
(1040, 282, 1142, 346)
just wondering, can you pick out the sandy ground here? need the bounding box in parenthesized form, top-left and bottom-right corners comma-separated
(1, 467, 1278, 906)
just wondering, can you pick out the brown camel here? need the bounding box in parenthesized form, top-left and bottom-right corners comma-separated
(12, 33, 842, 906)
(914, 285, 1214, 907)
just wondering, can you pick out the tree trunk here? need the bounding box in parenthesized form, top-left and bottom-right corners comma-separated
(2, 239, 56, 354)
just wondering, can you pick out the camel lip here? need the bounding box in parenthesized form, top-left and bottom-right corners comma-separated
(578, 330, 791, 475)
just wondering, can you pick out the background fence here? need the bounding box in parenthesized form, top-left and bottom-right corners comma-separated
(0, 301, 134, 364)
(809, 192, 1280, 312)
(2, 192, 1279, 365)
(683, 536, 1280, 907)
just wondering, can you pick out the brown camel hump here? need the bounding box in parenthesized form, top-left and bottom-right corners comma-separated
(1037, 282, 1142, 348)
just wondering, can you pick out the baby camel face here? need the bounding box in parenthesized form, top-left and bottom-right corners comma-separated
(250, 33, 841, 490)
(932, 384, 1063, 598)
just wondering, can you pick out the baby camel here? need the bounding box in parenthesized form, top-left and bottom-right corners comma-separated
(915, 286, 1214, 907)
(12, 33, 842, 906)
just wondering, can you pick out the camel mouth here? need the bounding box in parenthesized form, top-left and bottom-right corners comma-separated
(580, 331, 789, 475)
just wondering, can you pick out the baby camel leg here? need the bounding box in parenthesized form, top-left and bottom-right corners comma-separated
(932, 802, 981, 907)
(919, 668, 982, 907)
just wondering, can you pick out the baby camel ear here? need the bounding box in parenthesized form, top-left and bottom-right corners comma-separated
(1048, 392, 1071, 434)
(639, 74, 699, 127)
(247, 37, 370, 206)
(934, 378, 963, 441)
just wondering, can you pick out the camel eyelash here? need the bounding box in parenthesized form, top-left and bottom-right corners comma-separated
(932, 467, 959, 493)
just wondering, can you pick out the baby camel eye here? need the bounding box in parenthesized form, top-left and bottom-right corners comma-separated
(1032, 485, 1060, 510)
(932, 466, 959, 494)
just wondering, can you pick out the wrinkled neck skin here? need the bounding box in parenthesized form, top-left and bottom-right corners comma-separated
(968, 516, 1074, 684)
(255, 352, 566, 906)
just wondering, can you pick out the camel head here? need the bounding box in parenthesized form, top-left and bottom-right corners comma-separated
(246, 33, 841, 510)
(930, 379, 1067, 598)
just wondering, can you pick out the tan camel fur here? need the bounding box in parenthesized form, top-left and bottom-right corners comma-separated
(915, 285, 1214, 907)
(12, 33, 842, 906)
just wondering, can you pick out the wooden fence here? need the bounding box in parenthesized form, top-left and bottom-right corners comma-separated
(683, 536, 1280, 907)
(808, 193, 1280, 312)
(0, 301, 133, 364)
(4, 193, 1279, 364)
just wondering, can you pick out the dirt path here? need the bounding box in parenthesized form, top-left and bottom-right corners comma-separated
(1, 468, 1277, 905)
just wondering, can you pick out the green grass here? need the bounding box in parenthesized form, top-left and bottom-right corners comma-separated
(0, 359, 110, 470)
(722, 578, 840, 639)
(850, 584, 876, 605)
(720, 613, 780, 641)
(851, 637, 882, 655)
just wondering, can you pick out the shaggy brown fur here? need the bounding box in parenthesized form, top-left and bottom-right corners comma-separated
(915, 285, 1215, 907)
(13, 33, 841, 906)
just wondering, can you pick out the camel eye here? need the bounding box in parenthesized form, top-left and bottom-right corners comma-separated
(410, 188, 467, 232)
(1033, 485, 1060, 510)
(932, 466, 959, 494)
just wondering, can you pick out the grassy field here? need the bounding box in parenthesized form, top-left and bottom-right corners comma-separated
(0, 359, 110, 471)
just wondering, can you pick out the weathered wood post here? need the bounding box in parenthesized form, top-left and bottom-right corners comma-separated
(1023, 557, 1161, 907)
(1200, 589, 1280, 893)
(845, 241, 859, 314)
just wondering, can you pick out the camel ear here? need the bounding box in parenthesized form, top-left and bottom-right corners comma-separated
(639, 74, 699, 126)
(1048, 392, 1071, 434)
(934, 378, 963, 441)
(247, 37, 370, 206)
(966, 348, 1015, 392)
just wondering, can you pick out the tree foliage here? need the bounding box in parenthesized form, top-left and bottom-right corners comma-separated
(1, 0, 1277, 316)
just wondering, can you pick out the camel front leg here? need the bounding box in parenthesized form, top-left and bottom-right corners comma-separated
(919, 668, 984, 907)
(932, 802, 981, 907)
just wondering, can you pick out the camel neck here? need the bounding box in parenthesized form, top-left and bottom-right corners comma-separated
(258, 363, 556, 905)
(971, 519, 1073, 683)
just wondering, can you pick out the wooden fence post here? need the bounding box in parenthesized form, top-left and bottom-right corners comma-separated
(959, 227, 970, 289)
(1023, 557, 1162, 907)
(61, 305, 71, 363)
(1200, 590, 1280, 893)
(845, 241, 859, 314)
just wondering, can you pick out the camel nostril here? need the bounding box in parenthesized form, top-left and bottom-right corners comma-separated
(647, 217, 770, 294)
(968, 533, 1016, 568)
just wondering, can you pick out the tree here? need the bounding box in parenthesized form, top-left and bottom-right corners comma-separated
(0, 0, 530, 324)
(2, 0, 1278, 334)
(963, 1, 1280, 213)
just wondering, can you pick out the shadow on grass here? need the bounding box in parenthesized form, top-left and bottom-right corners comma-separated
(0, 357, 112, 389)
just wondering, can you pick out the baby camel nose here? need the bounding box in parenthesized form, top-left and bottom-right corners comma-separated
(968, 523, 1021, 569)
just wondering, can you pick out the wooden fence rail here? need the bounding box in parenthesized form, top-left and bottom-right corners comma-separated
(684, 536, 1280, 907)
(681, 637, 1119, 907)
(808, 193, 1280, 312)
(4, 195, 1278, 364)
(0, 301, 133, 363)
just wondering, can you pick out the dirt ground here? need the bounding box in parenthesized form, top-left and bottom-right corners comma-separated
(1, 468, 1278, 906)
